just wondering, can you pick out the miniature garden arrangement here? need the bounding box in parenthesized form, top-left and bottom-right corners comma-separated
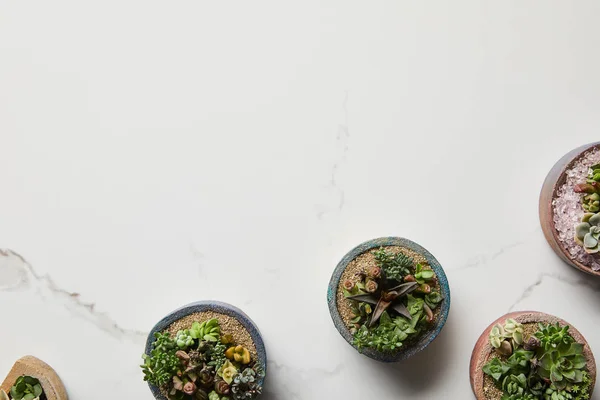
(0, 356, 67, 400)
(142, 301, 267, 400)
(540, 141, 600, 275)
(327, 237, 450, 362)
(470, 311, 596, 400)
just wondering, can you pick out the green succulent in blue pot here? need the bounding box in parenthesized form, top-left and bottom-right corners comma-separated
(142, 301, 267, 400)
(327, 237, 450, 362)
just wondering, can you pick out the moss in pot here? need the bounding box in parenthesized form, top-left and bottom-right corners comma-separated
(142, 301, 267, 400)
(327, 237, 450, 362)
(470, 311, 596, 400)
(540, 141, 600, 276)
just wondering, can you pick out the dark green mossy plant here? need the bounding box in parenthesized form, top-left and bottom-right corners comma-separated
(343, 247, 443, 353)
(141, 319, 264, 400)
(483, 320, 592, 400)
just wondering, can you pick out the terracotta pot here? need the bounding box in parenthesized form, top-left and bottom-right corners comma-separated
(470, 311, 596, 400)
(145, 301, 267, 400)
(539, 141, 600, 276)
(0, 356, 68, 400)
(327, 237, 451, 362)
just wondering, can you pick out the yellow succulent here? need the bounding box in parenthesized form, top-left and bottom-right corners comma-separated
(217, 360, 238, 384)
(225, 345, 251, 364)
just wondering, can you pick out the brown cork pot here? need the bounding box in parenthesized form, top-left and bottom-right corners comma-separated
(539, 141, 600, 276)
(0, 356, 68, 400)
(469, 311, 596, 400)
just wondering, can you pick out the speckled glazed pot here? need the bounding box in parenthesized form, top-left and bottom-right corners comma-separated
(470, 311, 596, 400)
(327, 237, 450, 362)
(540, 141, 600, 276)
(145, 301, 267, 400)
(0, 356, 68, 400)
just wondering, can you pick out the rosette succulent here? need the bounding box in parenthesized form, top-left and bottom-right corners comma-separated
(175, 329, 195, 349)
(535, 323, 575, 352)
(489, 319, 524, 356)
(231, 367, 264, 400)
(538, 342, 587, 390)
(483, 358, 510, 382)
(575, 213, 600, 254)
(217, 360, 238, 384)
(9, 376, 43, 400)
(502, 374, 528, 397)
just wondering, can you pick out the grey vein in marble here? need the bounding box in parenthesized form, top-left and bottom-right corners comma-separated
(0, 249, 147, 343)
(508, 272, 600, 312)
(452, 228, 540, 272)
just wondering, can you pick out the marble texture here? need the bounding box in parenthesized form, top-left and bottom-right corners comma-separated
(1, 1, 600, 399)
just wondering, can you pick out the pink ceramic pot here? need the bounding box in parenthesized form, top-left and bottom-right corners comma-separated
(539, 141, 600, 276)
(470, 311, 596, 400)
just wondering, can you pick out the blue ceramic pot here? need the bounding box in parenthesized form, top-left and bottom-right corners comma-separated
(145, 301, 267, 399)
(327, 237, 451, 362)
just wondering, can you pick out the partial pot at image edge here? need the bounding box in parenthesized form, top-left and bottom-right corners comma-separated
(144, 301, 267, 400)
(0, 356, 68, 400)
(540, 141, 600, 277)
(469, 311, 596, 400)
(327, 236, 451, 363)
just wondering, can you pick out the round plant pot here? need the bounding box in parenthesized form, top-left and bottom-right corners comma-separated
(0, 356, 68, 400)
(145, 301, 267, 399)
(470, 311, 597, 400)
(540, 141, 600, 276)
(327, 237, 451, 362)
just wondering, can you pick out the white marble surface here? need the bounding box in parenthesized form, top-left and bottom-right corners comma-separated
(1, 1, 600, 399)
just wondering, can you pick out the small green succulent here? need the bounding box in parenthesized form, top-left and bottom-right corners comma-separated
(582, 193, 600, 213)
(575, 213, 600, 253)
(544, 384, 574, 400)
(535, 323, 575, 352)
(502, 374, 528, 396)
(190, 319, 221, 342)
(372, 247, 413, 282)
(10, 376, 43, 400)
(209, 391, 225, 400)
(207, 341, 228, 370)
(490, 324, 506, 349)
(588, 164, 600, 183)
(414, 263, 435, 284)
(504, 319, 524, 346)
(175, 329, 195, 349)
(501, 394, 536, 400)
(141, 332, 182, 387)
(507, 350, 534, 372)
(424, 291, 442, 309)
(230, 366, 264, 400)
(489, 319, 523, 356)
(483, 358, 510, 382)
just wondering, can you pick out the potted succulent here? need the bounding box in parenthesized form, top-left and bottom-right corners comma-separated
(540, 141, 600, 276)
(142, 301, 267, 400)
(0, 356, 67, 400)
(470, 311, 596, 400)
(327, 237, 450, 362)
